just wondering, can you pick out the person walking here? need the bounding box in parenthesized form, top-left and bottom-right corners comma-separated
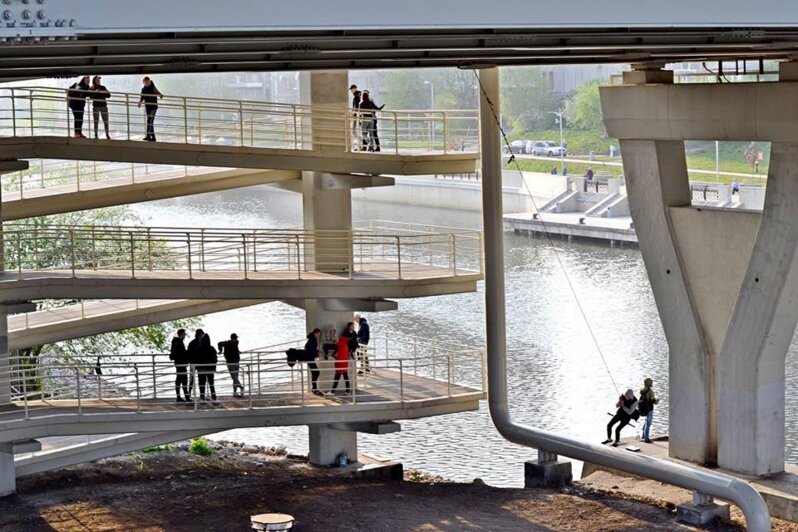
(330, 323, 354, 395)
(602, 388, 639, 447)
(305, 328, 322, 396)
(89, 76, 111, 139)
(218, 333, 243, 398)
(170, 329, 190, 402)
(67, 76, 90, 138)
(732, 178, 740, 200)
(359, 91, 384, 152)
(349, 84, 362, 150)
(354, 314, 371, 374)
(639, 378, 658, 443)
(138, 76, 163, 142)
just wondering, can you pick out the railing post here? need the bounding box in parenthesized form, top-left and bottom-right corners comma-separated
(200, 229, 206, 272)
(442, 111, 449, 154)
(238, 101, 245, 146)
(252, 229, 258, 272)
(447, 354, 452, 397)
(198, 107, 203, 143)
(183, 97, 189, 143)
(76, 160, 81, 191)
(300, 362, 305, 406)
(451, 233, 457, 276)
(186, 232, 193, 279)
(147, 228, 152, 271)
(396, 236, 402, 279)
(134, 365, 141, 412)
(348, 230, 354, 280)
(393, 112, 399, 154)
(69, 230, 76, 277)
(129, 231, 136, 278)
(151, 354, 157, 399)
(91, 227, 96, 269)
(125, 93, 131, 141)
(295, 235, 301, 279)
(16, 231, 22, 279)
(292, 105, 299, 148)
(21, 360, 28, 419)
(248, 366, 253, 409)
(242, 233, 248, 280)
(76, 367, 82, 415)
(399, 359, 404, 403)
(10, 87, 16, 137)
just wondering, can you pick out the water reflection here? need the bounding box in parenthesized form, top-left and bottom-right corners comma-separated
(132, 185, 797, 487)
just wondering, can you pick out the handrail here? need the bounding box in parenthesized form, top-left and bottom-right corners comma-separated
(1, 222, 483, 279)
(477, 68, 770, 532)
(0, 86, 480, 156)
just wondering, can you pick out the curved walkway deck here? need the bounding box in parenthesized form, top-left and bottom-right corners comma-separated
(0, 87, 480, 176)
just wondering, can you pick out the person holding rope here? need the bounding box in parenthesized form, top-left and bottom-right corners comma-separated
(602, 388, 639, 447)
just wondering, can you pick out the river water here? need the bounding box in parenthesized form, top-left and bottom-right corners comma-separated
(132, 186, 798, 488)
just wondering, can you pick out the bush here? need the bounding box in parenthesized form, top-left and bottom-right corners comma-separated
(188, 437, 214, 457)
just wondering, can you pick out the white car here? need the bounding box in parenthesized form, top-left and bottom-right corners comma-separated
(540, 141, 567, 157)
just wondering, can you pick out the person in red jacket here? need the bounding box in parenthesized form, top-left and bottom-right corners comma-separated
(330, 322, 355, 395)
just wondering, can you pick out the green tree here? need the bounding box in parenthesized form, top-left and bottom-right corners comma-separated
(564, 80, 605, 134)
(500, 68, 556, 132)
(10, 206, 200, 391)
(382, 69, 429, 110)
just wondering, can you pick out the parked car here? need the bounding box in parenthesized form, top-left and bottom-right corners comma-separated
(502, 139, 530, 154)
(532, 140, 567, 157)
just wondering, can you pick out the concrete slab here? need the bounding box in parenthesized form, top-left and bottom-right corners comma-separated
(581, 436, 798, 523)
(504, 212, 637, 244)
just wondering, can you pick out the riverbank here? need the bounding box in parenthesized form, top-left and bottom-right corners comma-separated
(0, 439, 788, 531)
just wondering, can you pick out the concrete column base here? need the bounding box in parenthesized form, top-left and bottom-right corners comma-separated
(0, 451, 14, 498)
(676, 492, 730, 526)
(524, 459, 572, 488)
(308, 425, 357, 466)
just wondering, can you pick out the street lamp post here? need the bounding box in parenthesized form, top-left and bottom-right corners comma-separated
(548, 110, 565, 174)
(424, 80, 434, 149)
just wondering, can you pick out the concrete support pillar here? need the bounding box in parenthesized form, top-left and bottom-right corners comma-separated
(308, 424, 357, 466)
(618, 139, 714, 465)
(717, 142, 798, 474)
(0, 312, 9, 406)
(300, 70, 353, 273)
(0, 449, 13, 497)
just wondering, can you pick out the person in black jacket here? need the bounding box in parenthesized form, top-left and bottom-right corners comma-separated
(218, 333, 243, 398)
(186, 329, 205, 401)
(349, 84, 362, 150)
(602, 389, 639, 447)
(197, 333, 218, 402)
(305, 328, 322, 396)
(89, 76, 111, 139)
(359, 91, 384, 152)
(67, 76, 90, 138)
(138, 76, 163, 142)
(355, 314, 371, 374)
(169, 329, 190, 402)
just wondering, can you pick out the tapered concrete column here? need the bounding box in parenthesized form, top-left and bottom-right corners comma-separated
(717, 142, 798, 474)
(300, 70, 353, 272)
(619, 139, 714, 465)
(0, 449, 13, 497)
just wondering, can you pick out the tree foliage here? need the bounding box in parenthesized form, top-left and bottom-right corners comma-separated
(564, 80, 605, 134)
(500, 68, 557, 132)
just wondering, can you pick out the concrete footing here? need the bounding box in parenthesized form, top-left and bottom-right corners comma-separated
(676, 492, 731, 526)
(0, 450, 13, 497)
(524, 451, 573, 488)
(308, 425, 357, 466)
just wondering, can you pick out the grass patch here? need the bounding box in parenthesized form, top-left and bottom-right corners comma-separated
(140, 444, 175, 454)
(188, 437, 214, 457)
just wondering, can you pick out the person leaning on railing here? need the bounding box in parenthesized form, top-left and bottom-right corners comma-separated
(66, 76, 90, 138)
(359, 91, 384, 152)
(138, 76, 163, 142)
(218, 333, 244, 398)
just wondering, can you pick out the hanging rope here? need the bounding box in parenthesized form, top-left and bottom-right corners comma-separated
(473, 69, 621, 394)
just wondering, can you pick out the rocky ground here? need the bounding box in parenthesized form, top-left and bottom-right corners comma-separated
(0, 439, 793, 531)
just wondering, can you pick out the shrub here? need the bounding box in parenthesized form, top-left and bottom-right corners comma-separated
(188, 437, 214, 457)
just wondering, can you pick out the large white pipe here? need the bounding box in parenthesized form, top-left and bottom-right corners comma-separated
(477, 66, 771, 532)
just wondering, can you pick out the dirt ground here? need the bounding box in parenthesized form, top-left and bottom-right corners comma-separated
(0, 440, 790, 531)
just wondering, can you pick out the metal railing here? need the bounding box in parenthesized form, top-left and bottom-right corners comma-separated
(1, 222, 483, 280)
(0, 86, 480, 155)
(4, 332, 485, 421)
(1, 160, 219, 199)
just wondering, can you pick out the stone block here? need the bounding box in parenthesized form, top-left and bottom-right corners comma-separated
(524, 459, 572, 488)
(676, 500, 730, 526)
(352, 461, 403, 480)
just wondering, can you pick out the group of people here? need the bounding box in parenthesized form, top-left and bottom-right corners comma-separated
(169, 329, 242, 403)
(349, 84, 384, 152)
(603, 377, 658, 446)
(296, 314, 370, 397)
(67, 76, 163, 141)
